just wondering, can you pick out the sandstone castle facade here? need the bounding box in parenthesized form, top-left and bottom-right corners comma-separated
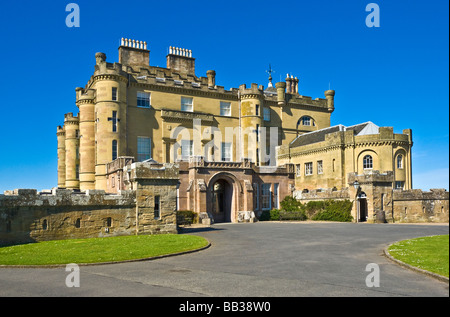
(1, 37, 447, 245)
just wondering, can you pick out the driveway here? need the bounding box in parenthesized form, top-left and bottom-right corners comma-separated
(0, 222, 448, 297)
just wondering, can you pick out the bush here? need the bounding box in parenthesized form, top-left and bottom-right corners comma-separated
(176, 210, 198, 225)
(310, 200, 353, 222)
(280, 196, 304, 212)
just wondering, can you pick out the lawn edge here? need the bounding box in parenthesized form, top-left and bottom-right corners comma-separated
(0, 239, 211, 269)
(383, 236, 449, 284)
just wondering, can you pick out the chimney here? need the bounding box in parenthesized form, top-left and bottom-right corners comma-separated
(207, 70, 216, 87)
(118, 38, 149, 67)
(166, 46, 195, 75)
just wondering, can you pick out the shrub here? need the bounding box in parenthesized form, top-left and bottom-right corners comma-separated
(176, 210, 198, 225)
(310, 200, 353, 222)
(280, 196, 304, 212)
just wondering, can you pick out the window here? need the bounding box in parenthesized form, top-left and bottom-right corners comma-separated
(273, 183, 279, 209)
(181, 97, 193, 112)
(106, 217, 112, 227)
(154, 195, 160, 219)
(137, 137, 151, 162)
(181, 139, 193, 160)
(42, 219, 48, 230)
(110, 111, 118, 132)
(395, 181, 404, 190)
(317, 160, 323, 174)
(220, 101, 231, 116)
(253, 183, 259, 211)
(296, 164, 301, 176)
(76, 164, 79, 178)
(397, 155, 403, 169)
(263, 107, 271, 121)
(112, 87, 117, 101)
(363, 155, 373, 169)
(112, 140, 118, 161)
(137, 91, 151, 108)
(261, 183, 271, 210)
(255, 104, 260, 116)
(75, 218, 81, 229)
(305, 162, 313, 175)
(221, 142, 232, 162)
(302, 116, 311, 126)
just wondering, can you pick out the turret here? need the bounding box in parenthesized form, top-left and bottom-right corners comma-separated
(56, 125, 66, 188)
(239, 83, 264, 164)
(325, 89, 335, 112)
(64, 113, 80, 189)
(76, 87, 96, 190)
(92, 52, 128, 190)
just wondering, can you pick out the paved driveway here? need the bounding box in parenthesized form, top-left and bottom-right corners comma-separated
(0, 222, 448, 297)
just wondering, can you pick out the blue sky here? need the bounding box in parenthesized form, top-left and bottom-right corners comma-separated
(0, 0, 448, 192)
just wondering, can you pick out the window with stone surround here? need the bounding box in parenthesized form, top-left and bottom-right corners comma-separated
(397, 154, 403, 169)
(137, 137, 151, 162)
(137, 91, 151, 108)
(154, 195, 160, 220)
(112, 87, 117, 101)
(263, 107, 270, 121)
(220, 101, 231, 116)
(317, 160, 323, 174)
(181, 96, 193, 112)
(305, 162, 313, 176)
(261, 183, 271, 210)
(363, 155, 373, 169)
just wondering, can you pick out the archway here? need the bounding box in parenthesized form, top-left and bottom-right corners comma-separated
(210, 179, 233, 223)
(358, 192, 368, 222)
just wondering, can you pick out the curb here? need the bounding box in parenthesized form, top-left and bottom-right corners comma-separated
(0, 242, 211, 269)
(383, 243, 449, 284)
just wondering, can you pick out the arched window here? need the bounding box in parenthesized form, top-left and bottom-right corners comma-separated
(363, 155, 373, 169)
(296, 116, 315, 129)
(397, 154, 403, 169)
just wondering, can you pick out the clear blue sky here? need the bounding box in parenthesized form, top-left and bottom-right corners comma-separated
(0, 0, 448, 192)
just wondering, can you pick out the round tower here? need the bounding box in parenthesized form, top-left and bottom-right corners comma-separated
(56, 125, 66, 188)
(325, 89, 335, 112)
(239, 83, 264, 164)
(64, 112, 80, 189)
(92, 52, 128, 190)
(76, 87, 96, 190)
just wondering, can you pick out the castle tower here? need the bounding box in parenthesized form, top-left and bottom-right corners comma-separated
(76, 87, 96, 190)
(239, 83, 264, 164)
(64, 113, 80, 189)
(56, 125, 66, 188)
(325, 89, 335, 113)
(93, 52, 128, 190)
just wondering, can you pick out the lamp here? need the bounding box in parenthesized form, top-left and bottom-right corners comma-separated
(353, 180, 360, 190)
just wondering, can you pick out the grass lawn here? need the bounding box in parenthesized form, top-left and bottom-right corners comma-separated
(0, 234, 209, 266)
(388, 234, 449, 278)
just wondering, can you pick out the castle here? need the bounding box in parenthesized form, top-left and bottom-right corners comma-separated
(0, 38, 447, 245)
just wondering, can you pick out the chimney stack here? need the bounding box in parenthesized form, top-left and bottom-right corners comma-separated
(118, 37, 150, 67)
(166, 46, 195, 75)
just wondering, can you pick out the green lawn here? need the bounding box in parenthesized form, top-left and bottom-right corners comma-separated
(0, 234, 209, 266)
(388, 234, 449, 278)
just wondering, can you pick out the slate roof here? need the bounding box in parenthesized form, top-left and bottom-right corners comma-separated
(290, 122, 379, 148)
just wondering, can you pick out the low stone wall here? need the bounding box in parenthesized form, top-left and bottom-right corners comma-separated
(392, 189, 449, 223)
(0, 189, 137, 245)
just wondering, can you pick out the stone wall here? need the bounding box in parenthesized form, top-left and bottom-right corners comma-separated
(392, 188, 449, 223)
(0, 189, 136, 245)
(0, 162, 180, 245)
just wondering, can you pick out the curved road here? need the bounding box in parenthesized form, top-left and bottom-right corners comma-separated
(0, 222, 448, 297)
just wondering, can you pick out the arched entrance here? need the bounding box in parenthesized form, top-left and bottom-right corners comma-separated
(358, 192, 368, 222)
(211, 179, 233, 223)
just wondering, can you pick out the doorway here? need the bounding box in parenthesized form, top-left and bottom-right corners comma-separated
(211, 179, 233, 223)
(358, 192, 368, 222)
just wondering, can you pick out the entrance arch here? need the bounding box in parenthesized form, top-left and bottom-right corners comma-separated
(207, 172, 241, 223)
(358, 192, 368, 222)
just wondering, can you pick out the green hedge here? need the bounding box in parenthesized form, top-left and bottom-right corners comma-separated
(176, 210, 198, 225)
(259, 197, 353, 222)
